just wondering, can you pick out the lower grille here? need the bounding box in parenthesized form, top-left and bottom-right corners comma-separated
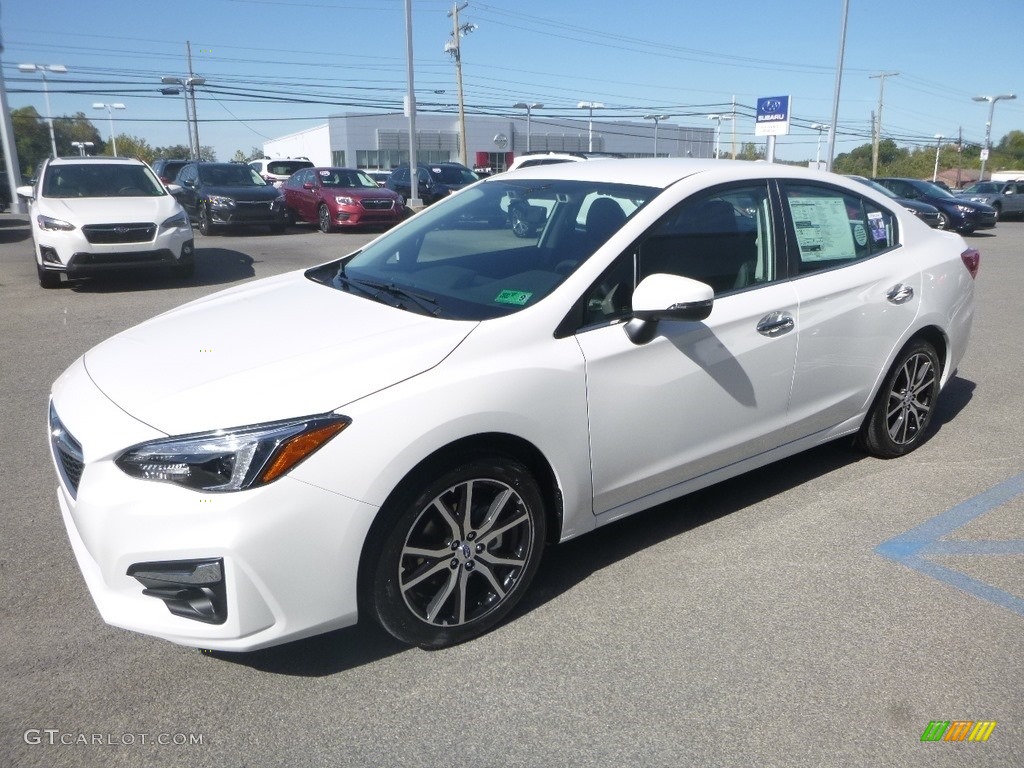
(82, 223, 156, 244)
(49, 403, 84, 498)
(361, 199, 395, 211)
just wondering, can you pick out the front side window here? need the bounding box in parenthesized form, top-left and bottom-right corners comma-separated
(305, 178, 658, 321)
(783, 183, 898, 274)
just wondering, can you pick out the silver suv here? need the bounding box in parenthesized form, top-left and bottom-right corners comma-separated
(248, 157, 314, 188)
(505, 151, 622, 173)
(956, 180, 1024, 220)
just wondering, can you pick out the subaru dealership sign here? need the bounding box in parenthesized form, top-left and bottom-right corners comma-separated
(755, 95, 791, 136)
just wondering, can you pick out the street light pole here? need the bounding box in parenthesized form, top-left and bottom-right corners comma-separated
(92, 103, 125, 156)
(161, 76, 206, 159)
(972, 93, 1016, 181)
(932, 134, 944, 183)
(577, 101, 604, 152)
(644, 114, 669, 157)
(513, 102, 542, 153)
(707, 114, 733, 159)
(811, 123, 830, 168)
(18, 63, 67, 157)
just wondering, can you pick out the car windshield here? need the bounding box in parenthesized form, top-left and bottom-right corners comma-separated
(306, 178, 658, 321)
(199, 165, 267, 187)
(915, 181, 956, 200)
(849, 176, 899, 199)
(319, 169, 379, 189)
(963, 182, 999, 194)
(428, 165, 479, 185)
(42, 164, 166, 198)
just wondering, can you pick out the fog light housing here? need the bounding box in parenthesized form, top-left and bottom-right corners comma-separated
(128, 558, 227, 624)
(41, 246, 61, 264)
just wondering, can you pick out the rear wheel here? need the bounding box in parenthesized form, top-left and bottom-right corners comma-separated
(362, 456, 546, 648)
(858, 339, 941, 458)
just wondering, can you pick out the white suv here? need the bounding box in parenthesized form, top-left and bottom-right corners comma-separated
(248, 157, 314, 187)
(505, 151, 623, 173)
(20, 156, 195, 288)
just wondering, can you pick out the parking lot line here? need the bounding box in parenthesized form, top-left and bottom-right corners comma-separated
(875, 472, 1024, 617)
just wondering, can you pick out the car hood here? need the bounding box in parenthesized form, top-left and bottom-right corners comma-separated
(82, 271, 477, 434)
(200, 184, 281, 201)
(39, 195, 181, 223)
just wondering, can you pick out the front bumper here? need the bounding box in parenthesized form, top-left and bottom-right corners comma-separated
(35, 225, 194, 276)
(49, 361, 379, 651)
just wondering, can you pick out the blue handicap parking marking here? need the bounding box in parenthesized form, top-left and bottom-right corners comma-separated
(875, 472, 1024, 617)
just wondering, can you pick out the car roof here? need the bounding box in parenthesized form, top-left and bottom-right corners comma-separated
(48, 156, 146, 166)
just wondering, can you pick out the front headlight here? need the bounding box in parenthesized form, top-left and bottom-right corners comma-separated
(206, 195, 235, 209)
(116, 413, 349, 492)
(37, 214, 76, 232)
(334, 196, 356, 206)
(160, 210, 190, 233)
(955, 204, 976, 213)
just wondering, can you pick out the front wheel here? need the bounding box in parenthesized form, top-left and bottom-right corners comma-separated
(858, 339, 941, 458)
(198, 206, 215, 236)
(936, 211, 950, 230)
(318, 204, 333, 233)
(362, 456, 547, 648)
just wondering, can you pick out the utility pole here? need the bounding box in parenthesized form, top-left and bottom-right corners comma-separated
(187, 42, 201, 160)
(870, 71, 898, 177)
(445, 3, 475, 167)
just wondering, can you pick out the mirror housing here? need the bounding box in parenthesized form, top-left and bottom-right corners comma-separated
(625, 273, 714, 345)
(15, 185, 34, 201)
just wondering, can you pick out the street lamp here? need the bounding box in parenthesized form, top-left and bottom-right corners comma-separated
(644, 114, 669, 157)
(161, 76, 206, 159)
(92, 102, 126, 157)
(18, 63, 67, 158)
(70, 141, 94, 157)
(811, 123, 830, 168)
(932, 134, 945, 183)
(513, 102, 543, 153)
(577, 101, 605, 152)
(972, 93, 1016, 181)
(707, 113, 733, 159)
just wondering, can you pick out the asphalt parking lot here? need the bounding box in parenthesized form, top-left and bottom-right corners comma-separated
(1, 215, 1021, 768)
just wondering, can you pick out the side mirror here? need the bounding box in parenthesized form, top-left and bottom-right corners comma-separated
(16, 185, 34, 201)
(303, 182, 315, 190)
(625, 273, 714, 345)
(166, 183, 183, 195)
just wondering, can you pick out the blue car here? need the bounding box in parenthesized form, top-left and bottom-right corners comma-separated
(873, 177, 996, 233)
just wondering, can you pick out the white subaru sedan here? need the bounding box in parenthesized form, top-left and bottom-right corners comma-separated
(20, 156, 195, 288)
(48, 159, 978, 651)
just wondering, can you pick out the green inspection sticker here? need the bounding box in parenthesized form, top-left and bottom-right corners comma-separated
(495, 289, 533, 306)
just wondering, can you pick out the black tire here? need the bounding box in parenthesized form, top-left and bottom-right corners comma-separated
(992, 203, 1001, 221)
(318, 204, 333, 233)
(283, 207, 296, 227)
(362, 456, 546, 649)
(198, 205, 215, 236)
(37, 262, 60, 289)
(936, 211, 950, 230)
(858, 339, 941, 458)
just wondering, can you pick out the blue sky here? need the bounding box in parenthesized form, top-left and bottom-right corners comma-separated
(3, 0, 1022, 163)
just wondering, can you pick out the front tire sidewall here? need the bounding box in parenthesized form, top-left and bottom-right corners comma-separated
(858, 339, 941, 458)
(198, 205, 215, 236)
(318, 204, 333, 233)
(363, 456, 546, 649)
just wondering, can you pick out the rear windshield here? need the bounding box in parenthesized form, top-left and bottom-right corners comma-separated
(267, 161, 312, 176)
(428, 165, 479, 185)
(199, 165, 267, 187)
(43, 164, 166, 198)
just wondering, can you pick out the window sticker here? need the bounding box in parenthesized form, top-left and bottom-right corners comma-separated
(867, 210, 888, 242)
(320, 170, 331, 176)
(788, 196, 856, 261)
(495, 289, 532, 306)
(853, 222, 868, 247)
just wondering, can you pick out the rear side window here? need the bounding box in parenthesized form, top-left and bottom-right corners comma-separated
(783, 183, 898, 274)
(266, 161, 312, 176)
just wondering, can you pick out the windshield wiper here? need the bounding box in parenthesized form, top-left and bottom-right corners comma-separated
(336, 274, 441, 316)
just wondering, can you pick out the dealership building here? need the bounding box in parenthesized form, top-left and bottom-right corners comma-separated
(263, 112, 716, 172)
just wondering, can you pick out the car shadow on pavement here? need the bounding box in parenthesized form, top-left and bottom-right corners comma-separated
(0, 215, 31, 244)
(206, 375, 976, 677)
(68, 247, 256, 293)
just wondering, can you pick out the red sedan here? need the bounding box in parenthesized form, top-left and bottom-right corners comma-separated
(281, 167, 405, 232)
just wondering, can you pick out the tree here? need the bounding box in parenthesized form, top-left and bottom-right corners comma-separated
(232, 145, 263, 162)
(54, 112, 103, 156)
(113, 135, 156, 164)
(734, 142, 765, 161)
(11, 106, 50, 176)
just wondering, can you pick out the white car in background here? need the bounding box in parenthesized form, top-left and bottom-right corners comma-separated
(48, 159, 977, 652)
(20, 156, 194, 288)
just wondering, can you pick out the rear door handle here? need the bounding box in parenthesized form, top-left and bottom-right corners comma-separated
(756, 311, 795, 337)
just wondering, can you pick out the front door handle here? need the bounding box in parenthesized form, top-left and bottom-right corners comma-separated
(756, 311, 795, 337)
(887, 284, 914, 304)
